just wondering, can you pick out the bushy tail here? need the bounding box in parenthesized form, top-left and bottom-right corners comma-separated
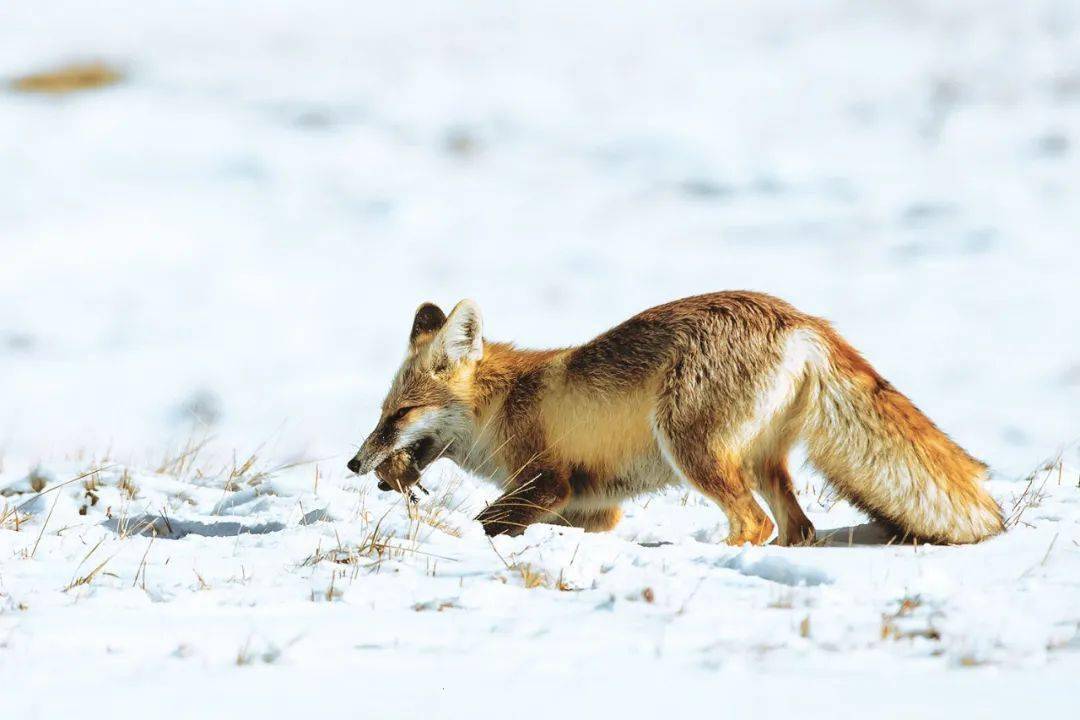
(801, 326, 1003, 544)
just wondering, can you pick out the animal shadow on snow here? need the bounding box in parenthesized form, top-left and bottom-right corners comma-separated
(807, 521, 907, 547)
(638, 521, 903, 549)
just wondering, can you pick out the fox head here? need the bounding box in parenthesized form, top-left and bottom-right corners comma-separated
(346, 300, 483, 486)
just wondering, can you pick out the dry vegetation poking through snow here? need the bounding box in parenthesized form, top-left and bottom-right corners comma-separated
(8, 60, 123, 95)
(1, 446, 1079, 716)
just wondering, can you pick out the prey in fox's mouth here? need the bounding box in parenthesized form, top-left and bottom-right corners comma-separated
(352, 436, 438, 502)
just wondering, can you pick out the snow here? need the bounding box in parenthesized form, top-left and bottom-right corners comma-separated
(2, 0, 1080, 716)
(2, 458, 1079, 716)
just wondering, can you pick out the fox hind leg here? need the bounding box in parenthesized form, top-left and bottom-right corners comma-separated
(654, 425, 774, 545)
(754, 458, 814, 546)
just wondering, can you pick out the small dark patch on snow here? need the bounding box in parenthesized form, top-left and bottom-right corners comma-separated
(900, 201, 957, 227)
(1035, 132, 1070, 157)
(1001, 426, 1031, 446)
(1061, 364, 1080, 386)
(679, 178, 734, 200)
(173, 389, 222, 427)
(3, 332, 36, 353)
(444, 127, 481, 157)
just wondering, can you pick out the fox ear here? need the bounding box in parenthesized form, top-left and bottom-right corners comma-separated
(434, 299, 483, 364)
(410, 303, 447, 345)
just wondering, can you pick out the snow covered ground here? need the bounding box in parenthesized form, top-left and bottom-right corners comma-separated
(2, 457, 1079, 717)
(2, 1, 1079, 716)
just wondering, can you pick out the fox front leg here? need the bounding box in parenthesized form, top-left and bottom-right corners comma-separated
(475, 465, 571, 537)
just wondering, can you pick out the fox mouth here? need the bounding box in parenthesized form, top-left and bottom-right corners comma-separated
(375, 436, 436, 492)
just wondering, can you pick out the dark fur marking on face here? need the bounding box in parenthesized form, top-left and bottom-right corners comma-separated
(374, 417, 399, 446)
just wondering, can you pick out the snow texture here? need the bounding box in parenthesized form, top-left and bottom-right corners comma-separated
(2, 458, 1078, 717)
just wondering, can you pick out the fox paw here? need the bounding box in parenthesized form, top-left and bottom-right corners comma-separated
(475, 507, 526, 537)
(480, 519, 526, 537)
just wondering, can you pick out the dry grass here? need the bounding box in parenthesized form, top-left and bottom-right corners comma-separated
(413, 598, 460, 612)
(512, 562, 550, 589)
(118, 469, 140, 499)
(27, 468, 49, 493)
(1006, 456, 1062, 529)
(311, 569, 345, 602)
(154, 435, 325, 528)
(956, 654, 990, 668)
(1, 465, 112, 532)
(484, 536, 577, 591)
(29, 491, 61, 558)
(880, 595, 942, 642)
(63, 538, 116, 593)
(225, 447, 265, 490)
(10, 61, 123, 95)
(404, 469, 469, 537)
(63, 558, 113, 591)
(156, 435, 213, 482)
(767, 591, 795, 609)
(301, 502, 458, 585)
(0, 501, 28, 532)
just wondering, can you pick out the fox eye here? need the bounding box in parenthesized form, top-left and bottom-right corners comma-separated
(389, 405, 420, 422)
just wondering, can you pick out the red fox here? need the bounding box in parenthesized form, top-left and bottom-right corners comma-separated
(347, 292, 1003, 546)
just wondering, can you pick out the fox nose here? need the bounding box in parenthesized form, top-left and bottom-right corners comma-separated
(346, 457, 362, 474)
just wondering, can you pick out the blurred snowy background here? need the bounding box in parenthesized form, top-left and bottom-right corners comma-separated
(2, 0, 1079, 475)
